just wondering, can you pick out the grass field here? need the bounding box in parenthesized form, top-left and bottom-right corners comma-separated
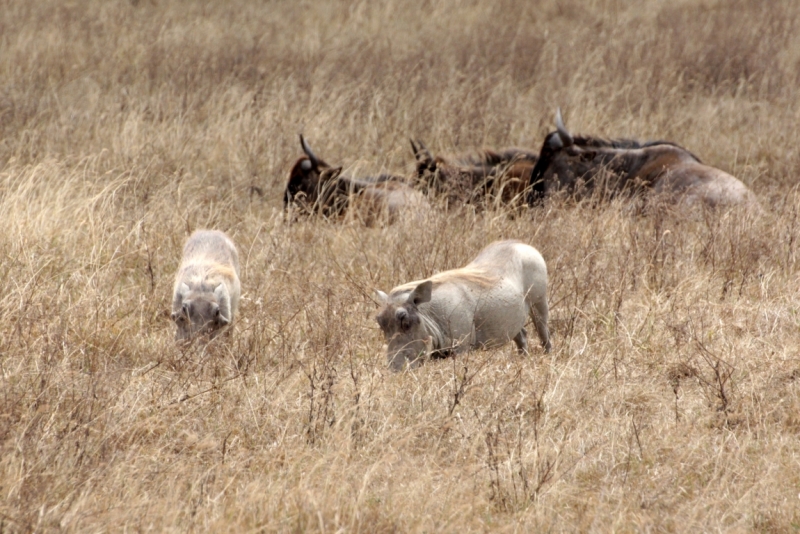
(2, 0, 800, 531)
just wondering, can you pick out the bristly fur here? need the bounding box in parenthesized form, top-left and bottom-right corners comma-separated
(392, 267, 500, 294)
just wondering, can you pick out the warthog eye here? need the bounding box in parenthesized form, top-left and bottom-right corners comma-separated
(396, 308, 414, 331)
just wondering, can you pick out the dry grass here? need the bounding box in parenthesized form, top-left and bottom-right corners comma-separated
(2, 0, 800, 531)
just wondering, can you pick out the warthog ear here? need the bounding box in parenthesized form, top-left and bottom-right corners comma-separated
(214, 283, 228, 302)
(409, 280, 432, 306)
(300, 159, 313, 171)
(375, 290, 389, 305)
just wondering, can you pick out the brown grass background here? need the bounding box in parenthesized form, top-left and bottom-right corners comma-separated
(1, 0, 800, 531)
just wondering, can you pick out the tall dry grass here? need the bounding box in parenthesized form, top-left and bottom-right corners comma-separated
(1, 0, 800, 531)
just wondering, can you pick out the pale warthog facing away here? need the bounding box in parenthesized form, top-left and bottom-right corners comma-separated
(376, 240, 551, 371)
(171, 230, 241, 341)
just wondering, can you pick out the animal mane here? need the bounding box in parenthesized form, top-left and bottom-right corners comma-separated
(454, 150, 501, 166)
(573, 136, 644, 149)
(431, 267, 499, 288)
(206, 264, 237, 282)
(452, 148, 537, 167)
(392, 267, 499, 295)
(180, 262, 237, 291)
(572, 135, 702, 162)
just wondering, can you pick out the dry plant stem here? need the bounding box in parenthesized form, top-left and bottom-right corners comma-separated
(1, 0, 800, 531)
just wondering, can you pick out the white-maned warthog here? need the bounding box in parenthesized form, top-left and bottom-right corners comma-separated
(375, 240, 551, 371)
(171, 230, 241, 341)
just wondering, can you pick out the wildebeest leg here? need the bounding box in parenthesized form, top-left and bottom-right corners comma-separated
(513, 328, 529, 355)
(531, 300, 552, 353)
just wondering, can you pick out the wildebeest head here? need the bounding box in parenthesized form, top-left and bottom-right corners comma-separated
(527, 108, 587, 204)
(375, 280, 433, 371)
(410, 138, 499, 203)
(409, 139, 441, 182)
(171, 282, 231, 341)
(285, 135, 343, 212)
(410, 139, 537, 205)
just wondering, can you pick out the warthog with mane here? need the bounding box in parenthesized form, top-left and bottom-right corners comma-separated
(410, 139, 538, 206)
(526, 109, 759, 209)
(171, 230, 241, 341)
(376, 240, 551, 371)
(285, 135, 429, 225)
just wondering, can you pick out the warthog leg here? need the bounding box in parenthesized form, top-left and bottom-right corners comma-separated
(531, 301, 552, 353)
(513, 328, 529, 355)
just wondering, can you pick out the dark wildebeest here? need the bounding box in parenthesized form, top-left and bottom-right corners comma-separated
(285, 135, 429, 225)
(410, 139, 538, 206)
(375, 240, 551, 371)
(526, 109, 760, 209)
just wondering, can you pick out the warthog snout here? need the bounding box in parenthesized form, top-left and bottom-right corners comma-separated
(171, 290, 231, 342)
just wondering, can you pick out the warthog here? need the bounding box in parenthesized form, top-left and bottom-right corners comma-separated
(526, 109, 760, 209)
(375, 240, 551, 371)
(410, 139, 538, 206)
(171, 230, 241, 341)
(285, 135, 429, 225)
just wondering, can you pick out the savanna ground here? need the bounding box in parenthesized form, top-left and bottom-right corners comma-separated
(1, 0, 800, 531)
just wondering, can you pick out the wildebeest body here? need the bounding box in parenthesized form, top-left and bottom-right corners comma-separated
(376, 240, 551, 371)
(285, 135, 429, 225)
(410, 139, 538, 206)
(527, 110, 759, 209)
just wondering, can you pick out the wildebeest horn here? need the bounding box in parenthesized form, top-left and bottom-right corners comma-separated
(414, 139, 433, 160)
(555, 108, 574, 147)
(300, 134, 320, 167)
(410, 139, 418, 157)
